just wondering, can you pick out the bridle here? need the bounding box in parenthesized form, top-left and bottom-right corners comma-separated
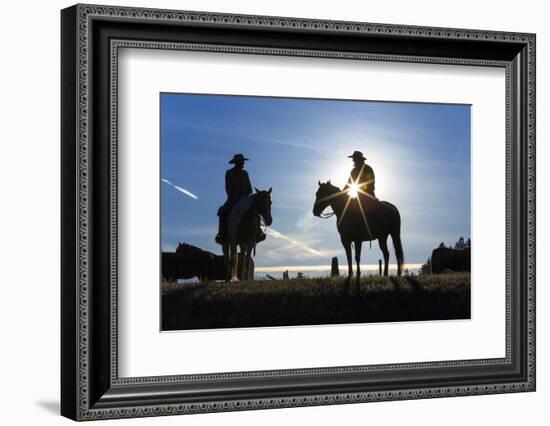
(259, 216, 269, 232)
(318, 210, 335, 219)
(255, 193, 271, 232)
(315, 190, 337, 219)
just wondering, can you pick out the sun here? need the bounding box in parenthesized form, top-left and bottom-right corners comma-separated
(347, 182, 359, 198)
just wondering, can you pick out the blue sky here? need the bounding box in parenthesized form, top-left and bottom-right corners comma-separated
(161, 93, 470, 269)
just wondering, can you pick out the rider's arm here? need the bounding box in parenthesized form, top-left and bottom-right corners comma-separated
(363, 165, 375, 193)
(365, 165, 375, 184)
(243, 170, 253, 195)
(225, 170, 232, 197)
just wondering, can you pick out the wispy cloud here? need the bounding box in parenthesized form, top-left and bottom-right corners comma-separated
(295, 210, 317, 233)
(162, 178, 199, 200)
(163, 225, 216, 238)
(166, 119, 333, 152)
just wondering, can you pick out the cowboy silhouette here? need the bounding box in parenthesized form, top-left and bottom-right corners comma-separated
(345, 150, 376, 198)
(215, 154, 266, 244)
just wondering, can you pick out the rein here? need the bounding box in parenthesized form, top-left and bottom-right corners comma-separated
(259, 215, 268, 232)
(319, 210, 335, 219)
(253, 196, 268, 232)
(315, 194, 338, 219)
(257, 206, 270, 258)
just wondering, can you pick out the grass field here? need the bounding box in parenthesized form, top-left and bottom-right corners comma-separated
(161, 272, 470, 331)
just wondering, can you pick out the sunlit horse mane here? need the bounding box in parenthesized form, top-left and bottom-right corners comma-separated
(313, 180, 404, 282)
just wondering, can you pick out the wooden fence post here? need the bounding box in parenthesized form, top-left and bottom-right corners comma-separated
(331, 257, 339, 277)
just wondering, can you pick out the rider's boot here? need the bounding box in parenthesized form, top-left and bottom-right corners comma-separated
(215, 215, 226, 244)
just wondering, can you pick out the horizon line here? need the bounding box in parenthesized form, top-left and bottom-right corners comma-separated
(255, 263, 423, 273)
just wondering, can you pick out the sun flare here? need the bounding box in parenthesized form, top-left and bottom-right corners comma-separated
(347, 182, 359, 198)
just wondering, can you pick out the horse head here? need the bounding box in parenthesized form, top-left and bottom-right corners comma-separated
(313, 180, 341, 217)
(253, 187, 273, 226)
(175, 242, 196, 255)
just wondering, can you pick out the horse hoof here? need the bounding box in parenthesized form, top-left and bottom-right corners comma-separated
(230, 277, 240, 283)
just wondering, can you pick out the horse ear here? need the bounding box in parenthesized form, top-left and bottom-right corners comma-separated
(328, 179, 331, 184)
(268, 187, 272, 194)
(254, 187, 259, 193)
(318, 180, 321, 186)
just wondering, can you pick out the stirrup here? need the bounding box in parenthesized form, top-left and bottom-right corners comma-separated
(215, 233, 224, 244)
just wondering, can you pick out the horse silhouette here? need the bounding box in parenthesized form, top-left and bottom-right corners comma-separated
(431, 247, 470, 273)
(313, 180, 404, 282)
(222, 187, 272, 282)
(160, 243, 214, 282)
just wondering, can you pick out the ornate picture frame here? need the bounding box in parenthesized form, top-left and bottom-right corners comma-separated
(61, 4, 535, 421)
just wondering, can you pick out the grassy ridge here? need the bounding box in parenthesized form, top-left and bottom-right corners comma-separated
(161, 273, 470, 330)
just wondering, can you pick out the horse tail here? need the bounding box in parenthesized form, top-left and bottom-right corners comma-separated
(390, 210, 404, 276)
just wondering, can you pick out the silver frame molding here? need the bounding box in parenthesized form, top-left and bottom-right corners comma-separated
(61, 3, 536, 421)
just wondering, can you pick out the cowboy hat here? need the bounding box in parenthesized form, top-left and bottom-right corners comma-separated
(228, 153, 249, 164)
(348, 150, 366, 161)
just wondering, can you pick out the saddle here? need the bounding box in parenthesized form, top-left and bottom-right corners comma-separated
(217, 196, 266, 245)
(227, 196, 255, 241)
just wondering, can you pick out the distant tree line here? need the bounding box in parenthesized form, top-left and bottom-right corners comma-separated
(420, 236, 471, 275)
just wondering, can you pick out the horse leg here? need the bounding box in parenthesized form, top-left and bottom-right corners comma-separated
(239, 250, 248, 280)
(198, 256, 205, 282)
(243, 246, 253, 281)
(378, 236, 390, 276)
(355, 240, 362, 285)
(235, 248, 241, 280)
(342, 239, 353, 284)
(227, 244, 232, 282)
(238, 245, 248, 280)
(229, 243, 235, 281)
(248, 246, 254, 280)
(230, 242, 239, 282)
(390, 230, 404, 277)
(222, 243, 230, 282)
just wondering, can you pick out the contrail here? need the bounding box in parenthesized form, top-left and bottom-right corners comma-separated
(160, 180, 322, 257)
(161, 178, 199, 200)
(266, 228, 324, 257)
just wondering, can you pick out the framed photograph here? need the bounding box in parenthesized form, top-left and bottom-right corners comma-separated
(61, 4, 536, 421)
